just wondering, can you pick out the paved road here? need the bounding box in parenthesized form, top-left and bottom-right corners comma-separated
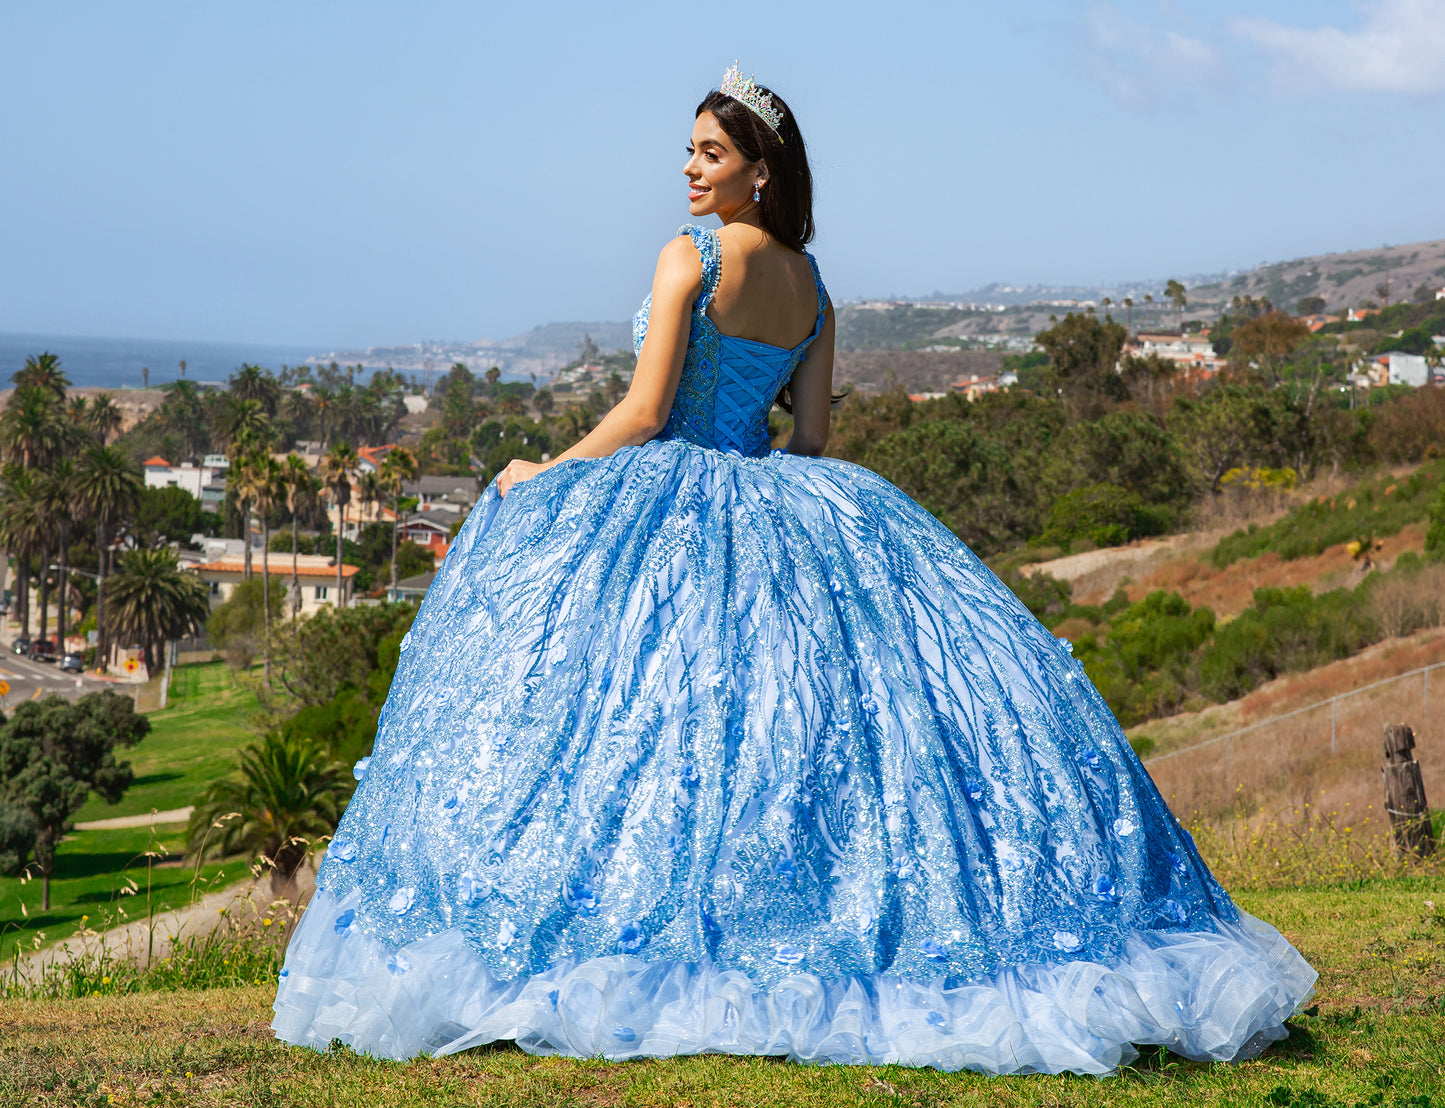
(0, 647, 118, 710)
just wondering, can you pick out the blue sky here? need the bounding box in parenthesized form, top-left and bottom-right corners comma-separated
(2, 1, 1441, 348)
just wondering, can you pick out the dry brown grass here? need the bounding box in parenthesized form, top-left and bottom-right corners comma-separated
(1137, 627, 1445, 830)
(1097, 523, 1431, 619)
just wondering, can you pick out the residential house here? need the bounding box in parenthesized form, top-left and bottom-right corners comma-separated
(356, 444, 397, 474)
(143, 456, 229, 511)
(388, 570, 436, 604)
(1362, 352, 1431, 388)
(1127, 331, 1226, 377)
(191, 553, 359, 615)
(403, 476, 480, 513)
(949, 375, 999, 402)
(398, 508, 458, 558)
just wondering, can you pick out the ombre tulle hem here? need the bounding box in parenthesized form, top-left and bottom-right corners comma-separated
(272, 889, 1316, 1075)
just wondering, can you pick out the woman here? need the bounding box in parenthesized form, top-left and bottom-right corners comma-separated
(273, 65, 1314, 1074)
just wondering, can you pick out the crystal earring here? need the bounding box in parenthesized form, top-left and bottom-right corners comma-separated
(753, 183, 762, 202)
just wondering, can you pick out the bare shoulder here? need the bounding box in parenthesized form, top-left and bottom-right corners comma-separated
(655, 235, 704, 294)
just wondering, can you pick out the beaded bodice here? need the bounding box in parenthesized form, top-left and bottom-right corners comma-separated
(632, 224, 827, 458)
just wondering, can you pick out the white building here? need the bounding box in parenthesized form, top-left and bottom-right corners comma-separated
(1366, 351, 1431, 387)
(1129, 331, 1226, 376)
(191, 553, 360, 616)
(143, 456, 228, 508)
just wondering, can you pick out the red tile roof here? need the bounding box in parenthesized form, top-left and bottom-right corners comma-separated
(143, 456, 173, 467)
(193, 560, 360, 578)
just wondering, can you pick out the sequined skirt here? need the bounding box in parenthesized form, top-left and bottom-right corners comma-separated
(272, 439, 1315, 1073)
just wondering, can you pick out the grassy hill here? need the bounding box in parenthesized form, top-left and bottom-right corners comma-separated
(1, 875, 1441, 1105)
(1191, 238, 1445, 316)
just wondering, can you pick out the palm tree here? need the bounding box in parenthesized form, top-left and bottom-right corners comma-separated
(229, 449, 267, 582)
(12, 352, 70, 399)
(321, 443, 358, 609)
(106, 549, 210, 674)
(84, 392, 123, 444)
(214, 397, 271, 456)
(358, 470, 382, 531)
(0, 385, 68, 469)
(281, 454, 315, 619)
(187, 732, 353, 896)
(228, 364, 281, 412)
(162, 380, 210, 460)
(312, 385, 335, 450)
(1123, 297, 1134, 333)
(39, 459, 79, 646)
(378, 446, 418, 598)
(0, 467, 43, 636)
(74, 445, 143, 672)
(26, 485, 59, 643)
(280, 389, 315, 443)
(252, 455, 284, 682)
(1165, 279, 1188, 330)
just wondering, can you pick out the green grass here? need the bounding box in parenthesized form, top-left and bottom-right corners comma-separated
(1211, 461, 1445, 568)
(73, 662, 260, 822)
(0, 663, 261, 961)
(0, 878, 1441, 1106)
(0, 821, 250, 962)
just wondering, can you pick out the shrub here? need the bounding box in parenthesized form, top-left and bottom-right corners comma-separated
(282, 687, 378, 766)
(1428, 485, 1445, 562)
(1035, 484, 1170, 553)
(1198, 585, 1375, 701)
(273, 602, 416, 707)
(1211, 460, 1445, 567)
(1073, 591, 1214, 725)
(206, 577, 287, 673)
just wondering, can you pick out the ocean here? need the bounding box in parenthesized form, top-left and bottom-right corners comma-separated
(0, 331, 327, 390)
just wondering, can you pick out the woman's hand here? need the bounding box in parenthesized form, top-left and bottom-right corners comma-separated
(497, 458, 549, 498)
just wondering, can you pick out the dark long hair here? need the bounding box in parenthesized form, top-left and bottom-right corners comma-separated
(695, 87, 813, 254)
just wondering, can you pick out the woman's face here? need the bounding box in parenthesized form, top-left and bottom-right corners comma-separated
(684, 111, 763, 220)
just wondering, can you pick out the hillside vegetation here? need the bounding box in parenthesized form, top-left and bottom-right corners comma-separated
(976, 458, 1445, 728)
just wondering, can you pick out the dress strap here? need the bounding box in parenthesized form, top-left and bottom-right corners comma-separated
(805, 252, 827, 333)
(678, 224, 721, 311)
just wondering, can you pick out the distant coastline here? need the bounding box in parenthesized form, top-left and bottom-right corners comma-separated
(0, 331, 323, 390)
(0, 322, 633, 391)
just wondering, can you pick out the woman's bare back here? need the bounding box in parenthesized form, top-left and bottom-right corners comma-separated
(705, 224, 820, 350)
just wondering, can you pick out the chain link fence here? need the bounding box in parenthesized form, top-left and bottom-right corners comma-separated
(1143, 662, 1444, 821)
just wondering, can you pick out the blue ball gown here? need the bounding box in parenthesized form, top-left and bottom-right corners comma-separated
(272, 225, 1315, 1074)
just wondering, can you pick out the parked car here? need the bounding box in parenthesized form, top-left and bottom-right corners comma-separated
(26, 639, 58, 663)
(60, 652, 85, 674)
(10, 637, 30, 656)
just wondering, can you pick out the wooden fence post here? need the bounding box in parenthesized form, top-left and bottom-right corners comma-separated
(1382, 723, 1435, 858)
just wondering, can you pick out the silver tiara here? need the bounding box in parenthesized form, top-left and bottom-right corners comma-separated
(720, 61, 783, 135)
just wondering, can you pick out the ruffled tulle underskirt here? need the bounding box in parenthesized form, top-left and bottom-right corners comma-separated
(273, 888, 1315, 1075)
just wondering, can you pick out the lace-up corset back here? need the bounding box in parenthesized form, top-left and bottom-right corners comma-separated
(632, 225, 827, 457)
